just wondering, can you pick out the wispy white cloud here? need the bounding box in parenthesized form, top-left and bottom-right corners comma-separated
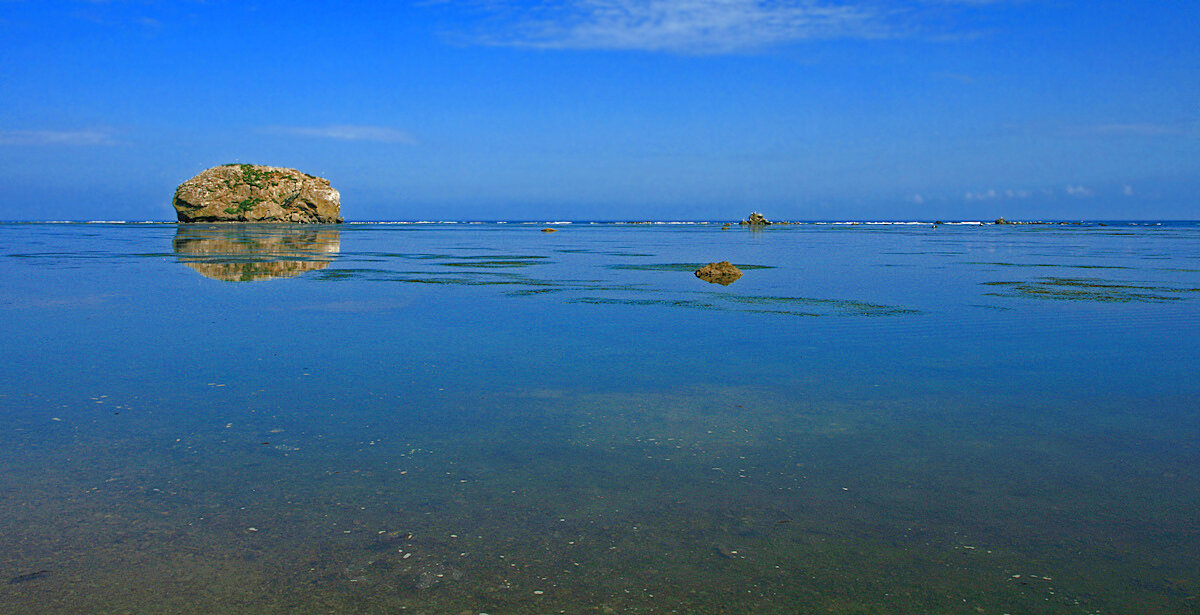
(964, 187, 1032, 201)
(1086, 123, 1180, 136)
(932, 71, 976, 84)
(964, 188, 998, 201)
(925, 0, 1023, 5)
(965, 185, 1101, 201)
(444, 0, 890, 53)
(1065, 121, 1200, 137)
(265, 125, 418, 144)
(434, 0, 1028, 53)
(0, 129, 116, 146)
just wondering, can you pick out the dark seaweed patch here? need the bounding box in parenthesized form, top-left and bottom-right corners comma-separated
(446, 254, 548, 261)
(609, 263, 775, 272)
(314, 268, 397, 281)
(390, 276, 554, 287)
(983, 277, 1199, 303)
(440, 260, 547, 268)
(967, 261, 1130, 270)
(740, 308, 822, 317)
(571, 297, 721, 311)
(505, 288, 570, 297)
(362, 253, 548, 262)
(570, 292, 919, 317)
(723, 295, 922, 316)
(555, 249, 655, 256)
(8, 570, 50, 584)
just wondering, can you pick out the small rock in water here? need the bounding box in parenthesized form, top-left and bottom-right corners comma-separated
(695, 261, 743, 286)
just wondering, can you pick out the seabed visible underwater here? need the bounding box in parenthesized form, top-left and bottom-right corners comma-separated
(1, 221, 1198, 614)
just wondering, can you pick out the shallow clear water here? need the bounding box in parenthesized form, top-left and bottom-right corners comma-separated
(1, 221, 1198, 614)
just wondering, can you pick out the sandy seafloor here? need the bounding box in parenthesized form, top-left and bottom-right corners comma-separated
(0, 220, 1198, 614)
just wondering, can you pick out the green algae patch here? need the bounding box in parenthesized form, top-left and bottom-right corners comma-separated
(723, 294, 922, 317)
(389, 274, 556, 287)
(506, 288, 571, 297)
(983, 277, 1200, 303)
(968, 261, 1131, 270)
(440, 259, 548, 268)
(314, 268, 398, 282)
(571, 297, 722, 310)
(555, 248, 656, 257)
(571, 292, 919, 317)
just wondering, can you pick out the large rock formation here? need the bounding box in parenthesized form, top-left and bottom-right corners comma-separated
(695, 261, 743, 286)
(173, 164, 342, 223)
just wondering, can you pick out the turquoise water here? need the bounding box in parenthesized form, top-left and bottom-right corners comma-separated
(1, 221, 1198, 614)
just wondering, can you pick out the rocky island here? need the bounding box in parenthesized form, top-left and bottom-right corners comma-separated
(173, 164, 342, 223)
(739, 211, 771, 226)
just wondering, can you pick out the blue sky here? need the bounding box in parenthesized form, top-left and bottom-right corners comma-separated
(1, 0, 1197, 221)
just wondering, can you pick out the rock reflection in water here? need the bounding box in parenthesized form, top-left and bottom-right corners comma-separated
(173, 224, 340, 282)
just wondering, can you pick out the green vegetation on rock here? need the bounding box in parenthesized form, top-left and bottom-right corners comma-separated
(223, 197, 265, 215)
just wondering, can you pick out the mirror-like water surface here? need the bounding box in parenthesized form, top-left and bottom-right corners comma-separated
(1, 221, 1198, 614)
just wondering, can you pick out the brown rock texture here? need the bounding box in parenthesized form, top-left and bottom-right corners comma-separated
(695, 261, 743, 285)
(173, 164, 342, 223)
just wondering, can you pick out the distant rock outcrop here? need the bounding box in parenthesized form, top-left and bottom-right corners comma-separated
(695, 261, 743, 286)
(740, 212, 771, 226)
(173, 164, 342, 223)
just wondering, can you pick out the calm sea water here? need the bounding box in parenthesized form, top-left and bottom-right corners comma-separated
(0, 221, 1198, 614)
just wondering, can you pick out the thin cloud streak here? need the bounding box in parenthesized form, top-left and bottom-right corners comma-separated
(0, 129, 116, 146)
(455, 0, 890, 53)
(1064, 121, 1200, 137)
(437, 0, 1026, 53)
(962, 185, 1110, 202)
(265, 125, 419, 145)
